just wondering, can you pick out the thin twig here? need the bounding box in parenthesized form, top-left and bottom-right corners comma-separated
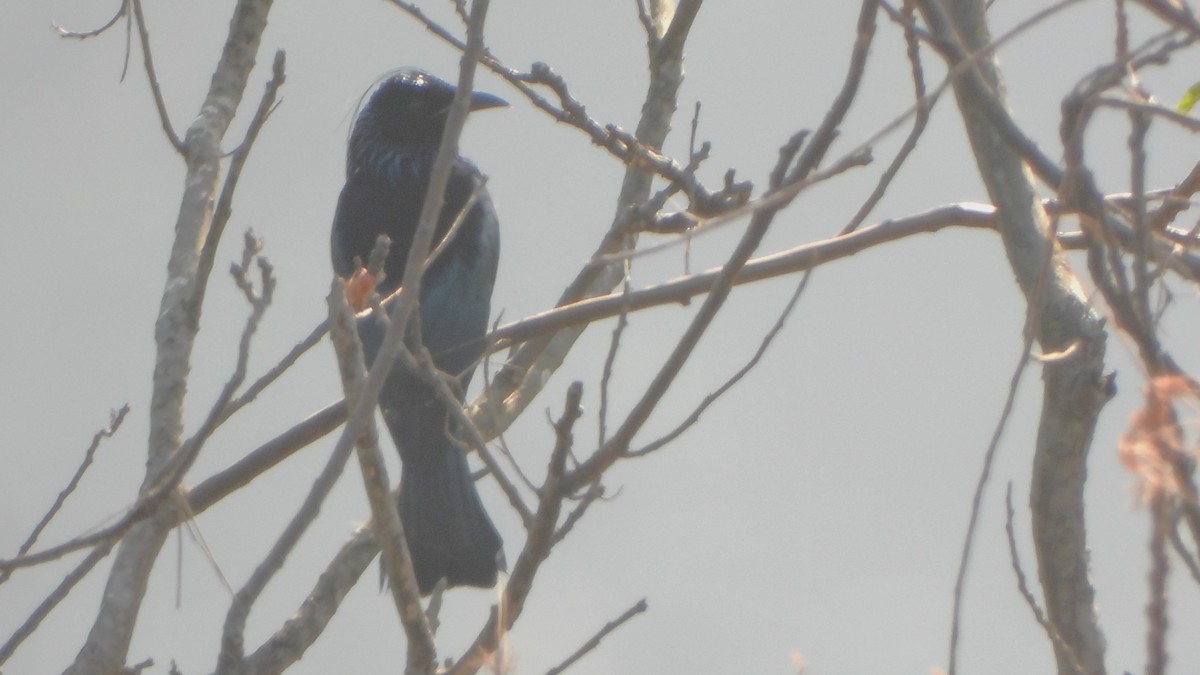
(0, 236, 277, 580)
(428, 180, 486, 267)
(238, 528, 379, 674)
(1128, 106, 1156, 339)
(7, 193, 1194, 577)
(450, 0, 469, 25)
(841, 0, 933, 234)
(194, 50, 287, 325)
(212, 378, 354, 672)
(1148, 160, 1200, 233)
(129, 0, 185, 152)
(566, 139, 853, 492)
(0, 538, 120, 666)
(598, 273, 632, 449)
(594, 143, 869, 269)
(425, 581, 447, 634)
(217, 318, 329, 425)
(148, 232, 276, 502)
(634, 0, 656, 45)
(384, 0, 741, 219)
(627, 267, 814, 457)
(1100, 95, 1200, 132)
(1134, 0, 1200, 38)
(792, 0, 879, 180)
(544, 598, 648, 675)
(553, 482, 605, 543)
(52, 0, 127, 39)
(1167, 516, 1200, 585)
(944, 241, 1038, 675)
(393, 345, 534, 525)
(0, 405, 129, 586)
(447, 382, 584, 675)
(54, 0, 136, 83)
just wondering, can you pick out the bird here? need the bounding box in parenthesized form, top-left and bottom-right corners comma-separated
(330, 69, 506, 594)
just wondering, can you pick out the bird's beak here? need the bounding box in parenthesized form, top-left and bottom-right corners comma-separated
(469, 90, 508, 111)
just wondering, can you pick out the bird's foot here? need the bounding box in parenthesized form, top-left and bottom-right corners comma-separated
(344, 266, 378, 312)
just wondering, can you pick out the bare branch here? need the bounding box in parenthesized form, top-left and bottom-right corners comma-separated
(448, 382, 584, 675)
(792, 0, 878, 180)
(210, 289, 364, 674)
(1147, 160, 1200, 233)
(394, 344, 535, 526)
(1003, 484, 1088, 675)
(239, 529, 378, 674)
(553, 482, 605, 544)
(54, 0, 135, 81)
(323, 280, 434, 671)
(1060, 85, 1180, 374)
(129, 0, 185, 153)
(489, 204, 973, 352)
(544, 598, 648, 675)
(1099, 95, 1200, 132)
(0, 405, 129, 586)
(627, 267, 813, 458)
(467, 0, 704, 442)
(9, 227, 277, 674)
(66, 1, 276, 671)
(195, 49, 287, 319)
(217, 318, 329, 426)
(916, 1, 1111, 673)
(1146, 495, 1171, 675)
(597, 275, 632, 449)
(566, 146, 869, 492)
(841, 0, 934, 234)
(0, 539, 119, 666)
(187, 401, 345, 513)
(1134, 0, 1200, 38)
(947, 265, 1044, 673)
(10, 191, 1194, 581)
(1168, 518, 1200, 585)
(53, 0, 127, 39)
(151, 232, 276, 507)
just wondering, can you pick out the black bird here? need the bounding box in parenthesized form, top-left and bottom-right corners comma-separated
(331, 69, 505, 594)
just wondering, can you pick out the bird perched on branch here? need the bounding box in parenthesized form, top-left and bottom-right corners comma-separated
(331, 69, 506, 594)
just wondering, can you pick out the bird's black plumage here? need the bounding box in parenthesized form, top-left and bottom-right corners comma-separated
(331, 69, 505, 594)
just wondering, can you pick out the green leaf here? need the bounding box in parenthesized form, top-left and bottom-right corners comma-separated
(1176, 82, 1200, 113)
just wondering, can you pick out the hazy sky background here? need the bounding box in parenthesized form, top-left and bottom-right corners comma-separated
(3, 1, 1199, 673)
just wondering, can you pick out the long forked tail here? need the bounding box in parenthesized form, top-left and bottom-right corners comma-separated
(397, 439, 504, 594)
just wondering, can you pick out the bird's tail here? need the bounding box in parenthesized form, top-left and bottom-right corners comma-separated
(397, 439, 505, 594)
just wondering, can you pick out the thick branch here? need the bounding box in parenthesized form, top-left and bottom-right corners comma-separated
(65, 2, 275, 673)
(917, 2, 1110, 674)
(326, 282, 434, 673)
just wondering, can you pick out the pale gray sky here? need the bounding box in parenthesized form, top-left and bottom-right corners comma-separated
(3, 1, 1199, 673)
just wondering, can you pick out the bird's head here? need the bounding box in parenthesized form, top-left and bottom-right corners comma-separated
(356, 69, 507, 148)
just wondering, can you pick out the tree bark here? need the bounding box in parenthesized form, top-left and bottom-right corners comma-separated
(64, 2, 274, 672)
(917, 1, 1110, 673)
